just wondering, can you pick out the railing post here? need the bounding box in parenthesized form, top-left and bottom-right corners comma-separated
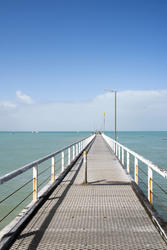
(148, 166, 153, 205)
(79, 142, 81, 153)
(127, 151, 130, 173)
(68, 147, 71, 165)
(119, 146, 121, 160)
(135, 157, 138, 184)
(122, 148, 124, 166)
(33, 165, 38, 201)
(83, 151, 87, 184)
(51, 156, 55, 183)
(116, 144, 118, 156)
(82, 140, 85, 149)
(62, 151, 64, 172)
(75, 144, 78, 156)
(73, 145, 75, 160)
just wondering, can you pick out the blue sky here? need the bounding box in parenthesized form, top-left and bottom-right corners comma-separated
(0, 1, 167, 130)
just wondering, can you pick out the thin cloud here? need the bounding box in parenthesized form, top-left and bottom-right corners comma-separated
(0, 101, 16, 109)
(16, 90, 34, 104)
(0, 90, 167, 131)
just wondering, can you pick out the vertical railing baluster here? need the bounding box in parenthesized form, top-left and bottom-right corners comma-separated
(68, 147, 71, 165)
(62, 151, 64, 172)
(82, 140, 84, 149)
(127, 151, 130, 173)
(51, 156, 55, 183)
(119, 146, 121, 160)
(73, 145, 75, 160)
(76, 143, 78, 156)
(135, 157, 138, 184)
(122, 148, 124, 166)
(33, 165, 38, 201)
(148, 166, 153, 205)
(83, 151, 87, 184)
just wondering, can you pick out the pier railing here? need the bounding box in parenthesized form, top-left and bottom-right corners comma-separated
(102, 133, 167, 220)
(0, 134, 95, 232)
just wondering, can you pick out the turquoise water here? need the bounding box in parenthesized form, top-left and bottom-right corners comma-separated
(0, 131, 167, 230)
(0, 131, 91, 230)
(106, 131, 167, 221)
(0, 131, 90, 176)
(106, 131, 167, 170)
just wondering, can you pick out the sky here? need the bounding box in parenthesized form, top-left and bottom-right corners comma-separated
(0, 0, 167, 131)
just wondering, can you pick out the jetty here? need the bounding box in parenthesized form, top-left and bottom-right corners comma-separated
(0, 133, 167, 249)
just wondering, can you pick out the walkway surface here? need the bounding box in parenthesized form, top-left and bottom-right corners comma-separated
(10, 135, 166, 249)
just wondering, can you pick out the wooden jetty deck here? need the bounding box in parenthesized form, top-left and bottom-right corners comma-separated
(9, 135, 167, 249)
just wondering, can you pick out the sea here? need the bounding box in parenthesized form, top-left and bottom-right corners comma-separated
(0, 131, 167, 230)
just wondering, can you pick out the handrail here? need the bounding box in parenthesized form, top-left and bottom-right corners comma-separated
(0, 134, 93, 185)
(102, 133, 167, 178)
(0, 133, 95, 232)
(102, 133, 167, 208)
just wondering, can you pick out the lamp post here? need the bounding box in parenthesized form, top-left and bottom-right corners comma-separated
(104, 89, 117, 141)
(104, 112, 106, 132)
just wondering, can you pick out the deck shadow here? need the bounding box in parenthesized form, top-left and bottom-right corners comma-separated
(15, 158, 83, 250)
(89, 180, 131, 186)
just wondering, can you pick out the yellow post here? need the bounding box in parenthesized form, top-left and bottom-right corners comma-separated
(148, 167, 153, 205)
(33, 165, 38, 201)
(135, 158, 138, 184)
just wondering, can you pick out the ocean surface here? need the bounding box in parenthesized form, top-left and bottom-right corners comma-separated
(106, 131, 167, 223)
(106, 131, 167, 171)
(0, 131, 91, 177)
(0, 131, 167, 230)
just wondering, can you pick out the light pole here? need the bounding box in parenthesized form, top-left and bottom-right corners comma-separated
(104, 112, 106, 132)
(104, 89, 117, 141)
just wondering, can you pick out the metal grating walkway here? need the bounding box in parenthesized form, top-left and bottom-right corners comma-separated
(10, 135, 167, 249)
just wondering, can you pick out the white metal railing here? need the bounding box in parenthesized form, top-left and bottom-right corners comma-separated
(0, 134, 95, 231)
(102, 133, 167, 207)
